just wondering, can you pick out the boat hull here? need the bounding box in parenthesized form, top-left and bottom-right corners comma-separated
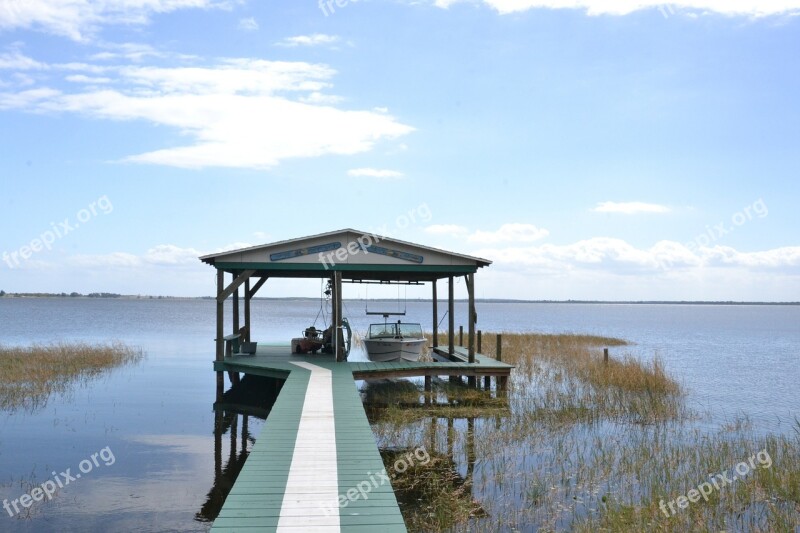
(363, 338, 425, 362)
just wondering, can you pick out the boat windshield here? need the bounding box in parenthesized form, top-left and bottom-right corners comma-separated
(368, 323, 397, 338)
(398, 323, 423, 338)
(368, 323, 423, 339)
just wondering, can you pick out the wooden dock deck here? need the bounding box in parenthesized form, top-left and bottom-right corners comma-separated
(211, 344, 513, 532)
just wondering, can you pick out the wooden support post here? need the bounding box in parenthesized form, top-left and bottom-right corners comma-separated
(244, 278, 251, 342)
(233, 276, 240, 337)
(229, 272, 240, 385)
(330, 275, 337, 347)
(496, 334, 504, 393)
(604, 347, 609, 365)
(216, 269, 224, 400)
(334, 271, 343, 362)
(496, 334, 502, 362)
(432, 279, 438, 348)
(477, 330, 482, 353)
(467, 273, 476, 387)
(459, 325, 463, 347)
(448, 276, 455, 355)
(448, 276, 455, 383)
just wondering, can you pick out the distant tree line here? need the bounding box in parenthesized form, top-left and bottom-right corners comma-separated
(0, 291, 122, 298)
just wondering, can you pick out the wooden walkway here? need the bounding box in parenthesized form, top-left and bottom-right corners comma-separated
(211, 345, 513, 532)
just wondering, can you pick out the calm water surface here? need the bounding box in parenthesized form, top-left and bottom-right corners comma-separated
(0, 298, 797, 531)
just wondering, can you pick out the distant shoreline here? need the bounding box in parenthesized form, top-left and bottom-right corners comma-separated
(1, 293, 798, 305)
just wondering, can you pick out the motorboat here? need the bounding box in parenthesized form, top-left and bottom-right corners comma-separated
(363, 318, 425, 362)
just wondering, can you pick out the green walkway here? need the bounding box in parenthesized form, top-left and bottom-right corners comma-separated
(211, 354, 407, 532)
(211, 345, 513, 532)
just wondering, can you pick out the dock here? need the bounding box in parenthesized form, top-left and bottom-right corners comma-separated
(199, 229, 513, 531)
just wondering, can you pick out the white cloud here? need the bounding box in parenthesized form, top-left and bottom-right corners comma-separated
(424, 224, 470, 237)
(238, 17, 258, 31)
(433, 0, 800, 17)
(347, 168, 405, 179)
(68, 251, 142, 268)
(143, 244, 204, 265)
(89, 42, 169, 62)
(276, 34, 340, 47)
(0, 52, 48, 70)
(66, 242, 248, 269)
(468, 223, 550, 244)
(472, 238, 800, 276)
(593, 201, 671, 214)
(0, 0, 230, 42)
(0, 56, 414, 169)
(65, 74, 112, 84)
(0, 87, 61, 110)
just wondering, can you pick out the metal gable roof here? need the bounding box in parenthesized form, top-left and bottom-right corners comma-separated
(199, 228, 491, 280)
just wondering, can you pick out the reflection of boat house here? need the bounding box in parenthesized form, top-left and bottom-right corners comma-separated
(198, 229, 513, 531)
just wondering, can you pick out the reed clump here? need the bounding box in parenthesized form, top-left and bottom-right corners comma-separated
(0, 341, 144, 412)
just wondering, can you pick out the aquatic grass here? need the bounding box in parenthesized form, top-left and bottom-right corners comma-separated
(0, 341, 144, 413)
(384, 448, 485, 532)
(366, 331, 799, 532)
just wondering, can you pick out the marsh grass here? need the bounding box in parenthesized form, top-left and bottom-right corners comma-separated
(384, 448, 485, 532)
(0, 341, 144, 413)
(368, 332, 800, 532)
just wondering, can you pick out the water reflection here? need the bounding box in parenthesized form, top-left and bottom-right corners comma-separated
(196, 375, 283, 524)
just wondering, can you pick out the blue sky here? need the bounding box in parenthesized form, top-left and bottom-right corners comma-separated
(1, 0, 799, 300)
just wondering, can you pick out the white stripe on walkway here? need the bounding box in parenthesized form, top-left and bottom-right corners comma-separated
(277, 362, 340, 531)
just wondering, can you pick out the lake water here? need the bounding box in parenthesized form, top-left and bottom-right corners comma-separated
(0, 298, 798, 531)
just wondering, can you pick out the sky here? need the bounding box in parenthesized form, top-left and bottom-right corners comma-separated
(0, 0, 799, 301)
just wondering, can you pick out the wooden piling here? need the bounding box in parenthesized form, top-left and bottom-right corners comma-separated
(243, 278, 251, 342)
(496, 334, 505, 392)
(215, 269, 224, 400)
(604, 347, 609, 365)
(432, 280, 438, 348)
(448, 276, 455, 383)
